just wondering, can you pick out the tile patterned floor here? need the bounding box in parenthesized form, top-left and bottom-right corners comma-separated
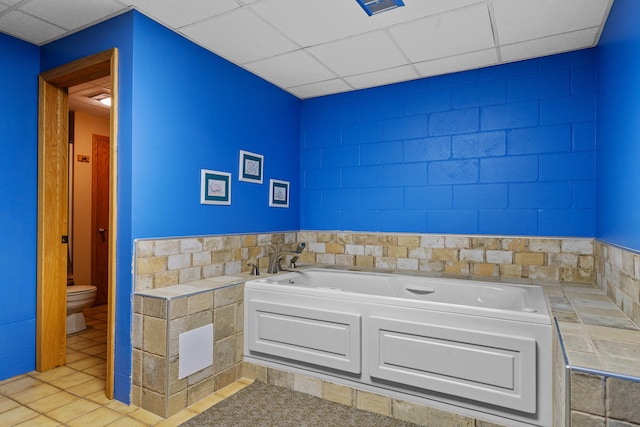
(0, 305, 251, 426)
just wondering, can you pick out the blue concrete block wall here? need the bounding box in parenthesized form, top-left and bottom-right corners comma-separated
(597, 0, 640, 251)
(0, 33, 39, 380)
(300, 50, 597, 236)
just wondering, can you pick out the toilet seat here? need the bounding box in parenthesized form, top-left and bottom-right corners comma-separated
(67, 285, 96, 295)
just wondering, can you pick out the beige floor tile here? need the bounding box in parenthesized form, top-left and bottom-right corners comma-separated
(83, 344, 107, 356)
(49, 371, 94, 389)
(67, 339, 98, 351)
(47, 398, 101, 423)
(155, 408, 198, 427)
(214, 381, 248, 398)
(0, 374, 28, 387)
(83, 363, 107, 379)
(105, 399, 137, 415)
(67, 355, 104, 371)
(105, 416, 151, 426)
(14, 414, 61, 426)
(66, 406, 123, 427)
(67, 378, 106, 397)
(127, 408, 165, 425)
(186, 393, 224, 413)
(85, 389, 112, 405)
(0, 396, 21, 413)
(11, 383, 60, 405)
(0, 376, 43, 396)
(65, 351, 91, 363)
(0, 405, 39, 425)
(29, 366, 76, 383)
(27, 391, 78, 413)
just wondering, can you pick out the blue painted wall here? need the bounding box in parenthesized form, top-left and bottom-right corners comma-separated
(130, 13, 300, 238)
(0, 33, 39, 380)
(596, 0, 640, 251)
(38, 10, 300, 401)
(300, 51, 597, 236)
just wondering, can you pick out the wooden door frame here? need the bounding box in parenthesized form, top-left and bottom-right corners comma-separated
(37, 48, 118, 399)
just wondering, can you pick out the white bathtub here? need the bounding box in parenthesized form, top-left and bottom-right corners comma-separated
(244, 268, 553, 427)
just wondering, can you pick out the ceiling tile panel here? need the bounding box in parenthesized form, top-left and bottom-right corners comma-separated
(389, 3, 495, 63)
(252, 0, 486, 47)
(493, 0, 611, 45)
(0, 10, 65, 44)
(244, 50, 336, 88)
(414, 48, 498, 78)
(0, 0, 613, 99)
(287, 79, 353, 99)
(125, 0, 239, 28)
(308, 31, 408, 76)
(181, 7, 299, 64)
(344, 65, 419, 90)
(21, 0, 124, 31)
(500, 28, 599, 63)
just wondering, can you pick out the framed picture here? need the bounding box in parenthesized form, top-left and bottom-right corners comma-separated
(269, 179, 289, 208)
(200, 169, 231, 205)
(239, 150, 264, 184)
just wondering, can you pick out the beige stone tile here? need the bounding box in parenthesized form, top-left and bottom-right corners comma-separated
(66, 407, 123, 427)
(186, 377, 215, 406)
(143, 297, 167, 318)
(267, 368, 293, 389)
(14, 414, 61, 426)
(105, 399, 137, 414)
(128, 407, 165, 425)
(47, 399, 101, 424)
(215, 380, 249, 399)
(0, 396, 20, 414)
(567, 351, 605, 370)
(607, 377, 640, 424)
(293, 373, 322, 397)
(570, 411, 605, 427)
(84, 389, 112, 405)
(49, 371, 94, 389)
(214, 304, 236, 340)
(27, 391, 77, 413)
(156, 408, 198, 427)
(0, 405, 39, 425)
(67, 377, 106, 397)
(187, 393, 224, 413)
(585, 324, 640, 342)
(83, 363, 107, 379)
(429, 406, 474, 426)
(0, 376, 43, 396)
(104, 416, 149, 426)
(391, 398, 430, 425)
(143, 316, 167, 356)
(67, 355, 104, 371)
(241, 363, 267, 383)
(322, 381, 353, 406)
(355, 390, 391, 416)
(11, 383, 59, 405)
(571, 371, 605, 416)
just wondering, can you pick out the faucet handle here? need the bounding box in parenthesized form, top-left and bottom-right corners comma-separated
(248, 263, 260, 276)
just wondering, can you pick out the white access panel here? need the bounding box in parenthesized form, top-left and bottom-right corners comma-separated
(369, 316, 537, 413)
(179, 323, 214, 379)
(247, 299, 361, 374)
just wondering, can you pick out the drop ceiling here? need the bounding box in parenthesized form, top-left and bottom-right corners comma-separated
(0, 0, 614, 100)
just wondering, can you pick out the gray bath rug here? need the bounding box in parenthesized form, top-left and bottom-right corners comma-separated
(179, 381, 420, 427)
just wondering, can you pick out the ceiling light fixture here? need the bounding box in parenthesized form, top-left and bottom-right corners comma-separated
(90, 92, 112, 107)
(356, 0, 404, 16)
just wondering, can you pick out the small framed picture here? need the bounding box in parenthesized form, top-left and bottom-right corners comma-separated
(200, 169, 231, 205)
(239, 150, 264, 184)
(269, 179, 289, 208)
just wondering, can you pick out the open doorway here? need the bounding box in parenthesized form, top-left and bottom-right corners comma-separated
(36, 49, 118, 399)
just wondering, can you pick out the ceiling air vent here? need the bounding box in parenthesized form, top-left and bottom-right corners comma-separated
(356, 0, 405, 16)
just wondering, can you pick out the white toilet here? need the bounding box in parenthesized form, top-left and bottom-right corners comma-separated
(66, 285, 97, 334)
